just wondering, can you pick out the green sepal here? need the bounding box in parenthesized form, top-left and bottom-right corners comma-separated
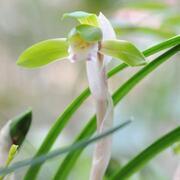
(63, 11, 99, 27)
(17, 38, 69, 68)
(100, 40, 147, 66)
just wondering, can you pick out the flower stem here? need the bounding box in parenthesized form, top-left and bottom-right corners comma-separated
(86, 56, 114, 180)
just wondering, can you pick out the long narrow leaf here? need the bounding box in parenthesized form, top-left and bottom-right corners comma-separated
(0, 121, 131, 176)
(24, 36, 180, 180)
(143, 35, 180, 57)
(111, 126, 180, 180)
(53, 45, 180, 179)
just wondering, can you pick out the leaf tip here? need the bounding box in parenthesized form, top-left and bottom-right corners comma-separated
(16, 56, 24, 66)
(16, 56, 28, 68)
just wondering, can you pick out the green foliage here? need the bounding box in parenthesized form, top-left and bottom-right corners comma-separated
(0, 121, 131, 176)
(111, 126, 180, 180)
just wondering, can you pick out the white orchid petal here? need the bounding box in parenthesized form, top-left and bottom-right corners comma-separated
(98, 12, 116, 64)
(68, 43, 98, 63)
(86, 58, 107, 100)
(98, 12, 116, 40)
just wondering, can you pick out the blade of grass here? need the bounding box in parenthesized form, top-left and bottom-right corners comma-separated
(53, 45, 180, 180)
(0, 121, 131, 176)
(111, 126, 180, 180)
(24, 35, 180, 180)
(143, 34, 180, 57)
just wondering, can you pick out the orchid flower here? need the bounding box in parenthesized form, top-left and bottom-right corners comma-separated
(0, 110, 32, 179)
(16, 11, 146, 180)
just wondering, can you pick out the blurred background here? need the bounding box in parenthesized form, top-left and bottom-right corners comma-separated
(0, 0, 179, 179)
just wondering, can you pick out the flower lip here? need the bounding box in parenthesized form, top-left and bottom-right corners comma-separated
(67, 24, 101, 62)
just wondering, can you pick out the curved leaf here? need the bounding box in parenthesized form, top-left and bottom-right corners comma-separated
(111, 126, 180, 180)
(143, 35, 180, 56)
(17, 38, 69, 68)
(100, 40, 147, 66)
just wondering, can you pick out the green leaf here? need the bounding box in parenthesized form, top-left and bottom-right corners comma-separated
(100, 40, 147, 66)
(23, 36, 180, 180)
(53, 45, 180, 180)
(17, 38, 69, 68)
(63, 11, 99, 26)
(0, 121, 131, 176)
(111, 126, 180, 180)
(143, 35, 180, 57)
(53, 116, 96, 180)
(76, 24, 102, 42)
